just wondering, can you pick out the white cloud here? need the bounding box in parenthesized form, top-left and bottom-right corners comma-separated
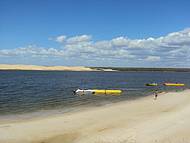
(0, 28, 190, 67)
(145, 56, 160, 62)
(55, 35, 67, 43)
(66, 35, 91, 44)
(111, 37, 129, 47)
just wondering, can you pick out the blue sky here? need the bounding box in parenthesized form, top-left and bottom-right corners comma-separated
(0, 0, 190, 67)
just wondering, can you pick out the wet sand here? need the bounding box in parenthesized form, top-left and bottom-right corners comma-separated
(0, 90, 190, 143)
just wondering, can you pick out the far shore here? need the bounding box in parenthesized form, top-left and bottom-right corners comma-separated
(1, 64, 190, 72)
(0, 89, 190, 143)
(0, 64, 112, 72)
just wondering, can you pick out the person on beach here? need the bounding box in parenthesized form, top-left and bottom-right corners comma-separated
(154, 90, 158, 100)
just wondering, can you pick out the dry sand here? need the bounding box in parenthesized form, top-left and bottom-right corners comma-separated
(0, 90, 190, 143)
(0, 64, 96, 71)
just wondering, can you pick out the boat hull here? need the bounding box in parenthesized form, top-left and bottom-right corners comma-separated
(94, 90, 122, 95)
(146, 83, 158, 86)
(75, 89, 122, 95)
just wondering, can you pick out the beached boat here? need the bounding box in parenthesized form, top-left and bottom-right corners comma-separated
(163, 83, 185, 86)
(74, 89, 122, 96)
(145, 83, 158, 86)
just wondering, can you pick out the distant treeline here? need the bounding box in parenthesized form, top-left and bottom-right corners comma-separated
(91, 67, 190, 72)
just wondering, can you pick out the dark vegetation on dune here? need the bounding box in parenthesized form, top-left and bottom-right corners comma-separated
(91, 67, 190, 72)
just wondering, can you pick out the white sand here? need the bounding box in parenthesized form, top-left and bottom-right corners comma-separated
(0, 64, 96, 71)
(0, 90, 190, 143)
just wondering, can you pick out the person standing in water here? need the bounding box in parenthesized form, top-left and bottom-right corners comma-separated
(154, 90, 158, 100)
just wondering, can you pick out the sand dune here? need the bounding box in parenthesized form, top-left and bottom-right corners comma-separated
(0, 64, 96, 71)
(0, 90, 190, 143)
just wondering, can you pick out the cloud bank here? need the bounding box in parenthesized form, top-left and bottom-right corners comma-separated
(0, 28, 190, 67)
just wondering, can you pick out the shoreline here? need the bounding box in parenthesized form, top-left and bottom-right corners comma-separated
(0, 89, 190, 143)
(0, 89, 166, 124)
(0, 92, 151, 124)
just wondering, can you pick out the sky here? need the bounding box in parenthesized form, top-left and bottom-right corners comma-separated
(0, 0, 190, 67)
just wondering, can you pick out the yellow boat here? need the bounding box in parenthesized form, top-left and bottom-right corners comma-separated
(163, 83, 185, 86)
(94, 89, 122, 95)
(74, 89, 122, 96)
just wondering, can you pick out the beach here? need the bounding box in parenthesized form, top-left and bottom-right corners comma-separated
(0, 90, 190, 143)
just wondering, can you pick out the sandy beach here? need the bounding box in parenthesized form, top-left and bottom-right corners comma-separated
(0, 64, 96, 71)
(0, 90, 190, 143)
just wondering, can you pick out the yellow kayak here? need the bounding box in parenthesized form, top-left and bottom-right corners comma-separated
(163, 83, 185, 86)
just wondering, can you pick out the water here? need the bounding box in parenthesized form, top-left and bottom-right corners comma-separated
(0, 70, 190, 118)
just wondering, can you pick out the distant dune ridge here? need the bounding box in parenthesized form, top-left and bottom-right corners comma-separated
(0, 64, 117, 71)
(0, 64, 97, 71)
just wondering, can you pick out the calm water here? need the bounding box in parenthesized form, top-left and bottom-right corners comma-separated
(0, 70, 190, 117)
